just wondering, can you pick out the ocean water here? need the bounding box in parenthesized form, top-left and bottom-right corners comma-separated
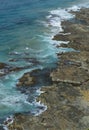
(0, 0, 89, 125)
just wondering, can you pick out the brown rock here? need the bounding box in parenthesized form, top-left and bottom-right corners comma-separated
(0, 62, 7, 69)
(50, 64, 89, 85)
(17, 73, 35, 87)
(7, 7, 89, 130)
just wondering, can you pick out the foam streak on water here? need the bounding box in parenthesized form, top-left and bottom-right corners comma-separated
(0, 0, 89, 128)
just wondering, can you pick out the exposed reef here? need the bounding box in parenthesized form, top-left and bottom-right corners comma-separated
(7, 8, 89, 130)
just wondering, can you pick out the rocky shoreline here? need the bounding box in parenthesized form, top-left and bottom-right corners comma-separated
(5, 8, 89, 130)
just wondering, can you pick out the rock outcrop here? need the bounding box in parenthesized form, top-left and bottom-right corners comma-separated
(7, 8, 89, 130)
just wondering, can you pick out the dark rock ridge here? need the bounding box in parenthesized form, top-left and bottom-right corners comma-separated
(17, 68, 53, 88)
(0, 63, 7, 69)
(16, 68, 53, 100)
(16, 68, 53, 103)
(0, 62, 35, 77)
(7, 8, 89, 130)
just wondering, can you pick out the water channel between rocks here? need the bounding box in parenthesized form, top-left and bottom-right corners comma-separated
(0, 0, 89, 129)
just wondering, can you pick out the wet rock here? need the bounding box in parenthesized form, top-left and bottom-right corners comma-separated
(7, 81, 89, 130)
(0, 62, 31, 77)
(53, 34, 69, 41)
(54, 21, 89, 51)
(17, 73, 35, 87)
(0, 63, 7, 69)
(0, 62, 10, 76)
(17, 68, 53, 88)
(7, 8, 89, 130)
(9, 57, 40, 66)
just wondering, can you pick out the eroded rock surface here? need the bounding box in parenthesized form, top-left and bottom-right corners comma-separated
(7, 8, 89, 130)
(17, 73, 35, 87)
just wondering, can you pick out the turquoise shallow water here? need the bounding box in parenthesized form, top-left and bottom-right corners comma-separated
(0, 0, 89, 123)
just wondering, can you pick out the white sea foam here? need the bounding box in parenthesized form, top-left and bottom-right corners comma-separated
(0, 68, 39, 116)
(44, 7, 75, 34)
(2, 2, 89, 127)
(3, 126, 9, 130)
(40, 3, 89, 48)
(2, 116, 14, 130)
(36, 88, 44, 95)
(68, 5, 80, 12)
(50, 8, 74, 20)
(39, 6, 78, 48)
(33, 100, 47, 116)
(54, 41, 70, 46)
(1, 94, 28, 106)
(38, 5, 81, 48)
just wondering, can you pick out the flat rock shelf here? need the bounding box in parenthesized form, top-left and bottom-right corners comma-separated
(7, 8, 89, 130)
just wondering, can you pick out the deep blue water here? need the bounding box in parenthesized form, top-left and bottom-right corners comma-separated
(0, 0, 88, 124)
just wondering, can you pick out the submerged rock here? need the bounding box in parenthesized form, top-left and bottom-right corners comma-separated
(7, 7, 89, 130)
(0, 62, 30, 77)
(0, 62, 10, 76)
(17, 68, 53, 88)
(0, 63, 7, 69)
